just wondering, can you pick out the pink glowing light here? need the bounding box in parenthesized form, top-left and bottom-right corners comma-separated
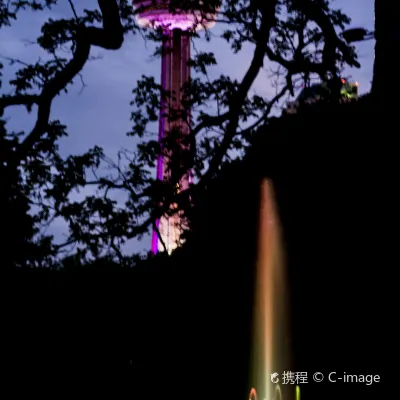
(134, 1, 219, 254)
(249, 388, 258, 400)
(133, 1, 218, 31)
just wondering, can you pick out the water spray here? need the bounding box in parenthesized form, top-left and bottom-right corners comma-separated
(248, 179, 291, 400)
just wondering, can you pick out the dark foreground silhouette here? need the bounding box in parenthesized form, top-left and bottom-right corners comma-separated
(5, 96, 394, 397)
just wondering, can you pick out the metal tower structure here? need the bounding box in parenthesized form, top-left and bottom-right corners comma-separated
(133, 1, 219, 254)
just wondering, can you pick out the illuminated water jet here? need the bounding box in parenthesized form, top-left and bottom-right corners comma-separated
(248, 179, 291, 400)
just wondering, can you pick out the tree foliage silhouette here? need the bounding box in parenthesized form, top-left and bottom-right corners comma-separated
(0, 0, 359, 266)
(371, 0, 400, 100)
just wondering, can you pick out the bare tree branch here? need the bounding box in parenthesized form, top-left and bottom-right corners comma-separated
(0, 94, 39, 116)
(13, 0, 124, 162)
(238, 85, 289, 136)
(199, 0, 279, 186)
(67, 0, 79, 20)
(265, 0, 359, 80)
(153, 222, 168, 253)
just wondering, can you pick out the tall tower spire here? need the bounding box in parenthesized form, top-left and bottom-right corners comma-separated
(152, 28, 191, 254)
(133, 0, 219, 254)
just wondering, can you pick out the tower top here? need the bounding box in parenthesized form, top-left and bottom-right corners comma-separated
(133, 0, 219, 31)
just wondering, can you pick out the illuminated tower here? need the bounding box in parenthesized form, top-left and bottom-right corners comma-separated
(133, 1, 219, 254)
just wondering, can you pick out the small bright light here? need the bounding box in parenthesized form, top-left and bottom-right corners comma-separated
(341, 78, 346, 83)
(355, 81, 359, 86)
(296, 386, 301, 400)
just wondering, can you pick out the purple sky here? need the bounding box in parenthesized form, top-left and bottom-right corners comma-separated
(0, 0, 374, 255)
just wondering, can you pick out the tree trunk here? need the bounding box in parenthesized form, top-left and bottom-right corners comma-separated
(371, 0, 400, 102)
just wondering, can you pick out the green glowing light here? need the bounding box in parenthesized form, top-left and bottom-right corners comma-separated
(296, 386, 300, 400)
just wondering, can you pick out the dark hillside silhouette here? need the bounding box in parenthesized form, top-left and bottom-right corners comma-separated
(182, 94, 394, 399)
(7, 256, 253, 398)
(5, 96, 394, 399)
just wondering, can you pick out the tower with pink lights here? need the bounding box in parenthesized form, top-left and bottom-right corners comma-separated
(133, 1, 219, 254)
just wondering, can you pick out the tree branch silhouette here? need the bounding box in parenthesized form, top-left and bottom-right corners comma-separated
(9, 0, 124, 163)
(199, 0, 278, 186)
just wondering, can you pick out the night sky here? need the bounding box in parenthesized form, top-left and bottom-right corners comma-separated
(0, 0, 374, 254)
